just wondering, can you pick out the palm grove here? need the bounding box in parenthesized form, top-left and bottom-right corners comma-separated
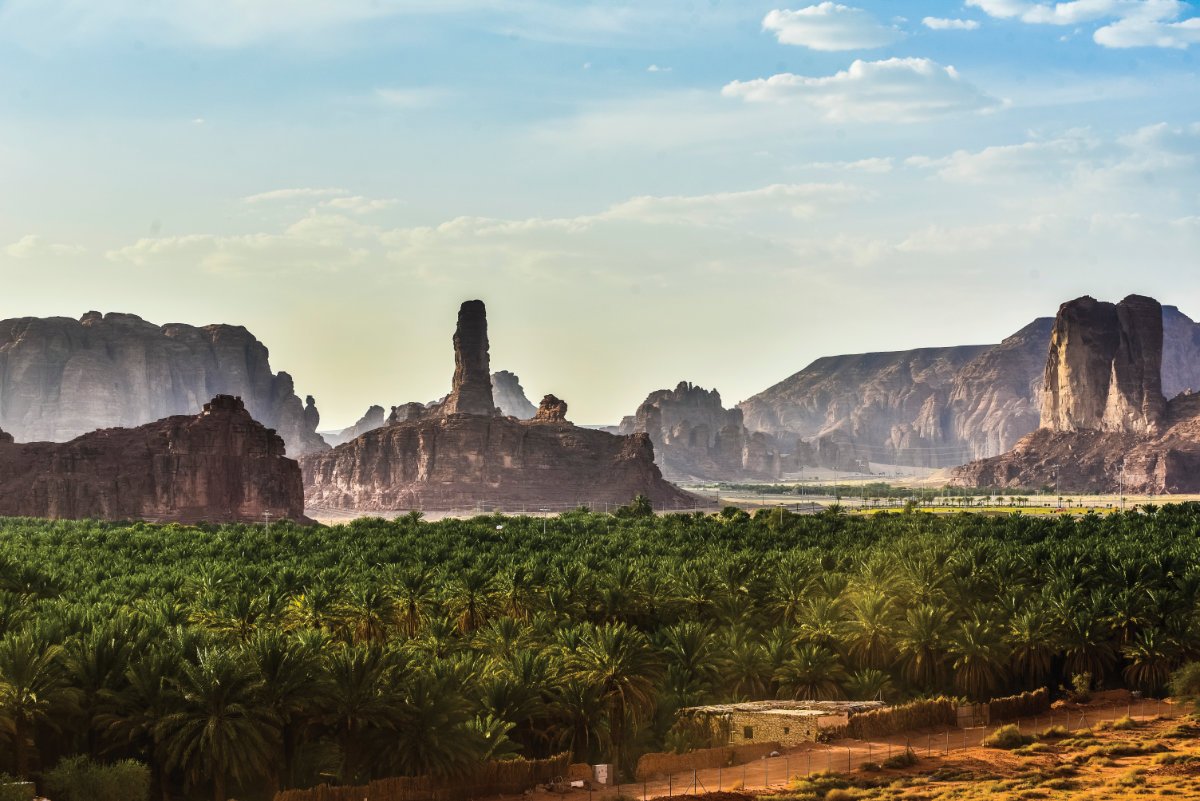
(1, 503, 1199, 799)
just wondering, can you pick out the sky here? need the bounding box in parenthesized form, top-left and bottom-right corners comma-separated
(1, 0, 1198, 428)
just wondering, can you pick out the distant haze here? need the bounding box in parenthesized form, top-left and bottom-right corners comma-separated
(0, 1, 1196, 428)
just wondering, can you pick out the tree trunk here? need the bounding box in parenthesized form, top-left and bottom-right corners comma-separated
(13, 718, 27, 778)
(213, 771, 226, 801)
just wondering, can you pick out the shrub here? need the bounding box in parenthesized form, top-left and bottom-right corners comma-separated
(1170, 662, 1200, 706)
(43, 756, 150, 801)
(1013, 743, 1052, 756)
(1036, 725, 1068, 740)
(881, 749, 918, 769)
(983, 725, 1033, 750)
(825, 790, 860, 801)
(1069, 673, 1092, 703)
(0, 774, 33, 801)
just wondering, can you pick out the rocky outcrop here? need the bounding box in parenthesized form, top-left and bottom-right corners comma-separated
(534, 395, 570, 423)
(1041, 294, 1166, 434)
(0, 396, 307, 522)
(492, 371, 537, 419)
(442, 300, 496, 417)
(324, 405, 387, 447)
(620, 382, 792, 481)
(739, 304, 1200, 469)
(0, 312, 328, 456)
(953, 294, 1200, 493)
(302, 301, 692, 512)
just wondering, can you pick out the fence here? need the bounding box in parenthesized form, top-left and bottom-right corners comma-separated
(988, 688, 1050, 722)
(273, 753, 570, 801)
(845, 698, 957, 740)
(634, 742, 781, 782)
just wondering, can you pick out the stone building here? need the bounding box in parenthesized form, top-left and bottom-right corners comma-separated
(678, 700, 886, 748)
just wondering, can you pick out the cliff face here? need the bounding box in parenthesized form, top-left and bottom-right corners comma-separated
(620, 381, 786, 481)
(953, 294, 1200, 493)
(1041, 294, 1166, 434)
(739, 345, 990, 467)
(0, 395, 307, 522)
(0, 312, 328, 456)
(492, 371, 538, 419)
(738, 304, 1200, 469)
(324, 405, 387, 448)
(302, 301, 692, 512)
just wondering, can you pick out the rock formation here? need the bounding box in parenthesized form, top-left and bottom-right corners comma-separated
(953, 295, 1200, 493)
(492, 371, 538, 419)
(442, 300, 497, 417)
(324, 405, 387, 447)
(534, 394, 569, 423)
(738, 304, 1200, 469)
(0, 396, 308, 522)
(1041, 295, 1166, 434)
(0, 312, 328, 456)
(620, 382, 793, 481)
(302, 301, 693, 512)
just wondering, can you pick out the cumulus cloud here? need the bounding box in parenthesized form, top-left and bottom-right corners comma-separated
(3, 235, 85, 259)
(922, 17, 981, 30)
(762, 4, 904, 50)
(966, 0, 1199, 47)
(722, 58, 1001, 122)
(243, 187, 349, 204)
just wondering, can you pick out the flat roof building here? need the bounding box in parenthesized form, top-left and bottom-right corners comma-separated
(678, 700, 887, 747)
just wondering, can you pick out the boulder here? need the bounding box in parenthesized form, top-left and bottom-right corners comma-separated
(534, 394, 569, 423)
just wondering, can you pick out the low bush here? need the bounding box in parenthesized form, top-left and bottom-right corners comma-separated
(1013, 743, 1053, 756)
(1036, 725, 1068, 740)
(43, 757, 151, 801)
(983, 724, 1034, 750)
(0, 774, 33, 801)
(881, 749, 918, 769)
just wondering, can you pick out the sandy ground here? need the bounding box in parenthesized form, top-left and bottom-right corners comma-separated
(517, 696, 1181, 801)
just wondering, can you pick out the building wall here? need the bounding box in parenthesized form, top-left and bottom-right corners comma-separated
(727, 712, 821, 746)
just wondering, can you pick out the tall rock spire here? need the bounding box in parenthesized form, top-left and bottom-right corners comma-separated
(442, 300, 497, 416)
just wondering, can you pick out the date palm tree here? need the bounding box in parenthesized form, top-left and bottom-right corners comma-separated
(774, 643, 846, 700)
(158, 646, 278, 801)
(0, 633, 77, 777)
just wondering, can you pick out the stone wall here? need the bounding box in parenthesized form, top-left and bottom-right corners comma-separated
(727, 712, 822, 747)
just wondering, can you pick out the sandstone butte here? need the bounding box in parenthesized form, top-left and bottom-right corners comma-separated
(0, 311, 329, 457)
(0, 395, 308, 523)
(300, 301, 694, 512)
(952, 294, 1200, 493)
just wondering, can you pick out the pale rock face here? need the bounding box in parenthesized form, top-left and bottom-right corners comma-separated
(0, 312, 328, 456)
(492, 370, 538, 419)
(0, 395, 307, 522)
(1040, 294, 1166, 435)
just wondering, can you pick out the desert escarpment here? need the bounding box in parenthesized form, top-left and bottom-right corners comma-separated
(952, 295, 1200, 493)
(0, 395, 307, 522)
(739, 304, 1200, 469)
(302, 301, 692, 512)
(0, 312, 328, 456)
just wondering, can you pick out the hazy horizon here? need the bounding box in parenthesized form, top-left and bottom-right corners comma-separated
(2, 0, 1197, 428)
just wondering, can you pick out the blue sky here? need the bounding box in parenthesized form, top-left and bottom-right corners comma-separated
(1, 0, 1198, 428)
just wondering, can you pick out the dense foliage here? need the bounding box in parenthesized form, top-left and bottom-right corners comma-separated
(0, 503, 1198, 799)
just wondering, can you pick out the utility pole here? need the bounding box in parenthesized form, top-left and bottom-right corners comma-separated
(262, 509, 273, 531)
(1121, 461, 1126, 510)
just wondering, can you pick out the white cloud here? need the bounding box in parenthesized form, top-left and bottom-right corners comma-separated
(807, 157, 895, 172)
(1094, 15, 1200, 47)
(966, 0, 1199, 47)
(243, 187, 349, 204)
(321, 196, 398, 214)
(3, 234, 85, 259)
(922, 17, 981, 30)
(762, 4, 904, 50)
(722, 58, 1001, 122)
(647, 64, 672, 72)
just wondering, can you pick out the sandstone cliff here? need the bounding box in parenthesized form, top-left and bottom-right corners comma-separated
(738, 305, 1200, 469)
(952, 294, 1200, 493)
(302, 301, 692, 512)
(0, 395, 307, 522)
(0, 312, 328, 456)
(620, 381, 790, 481)
(324, 405, 387, 447)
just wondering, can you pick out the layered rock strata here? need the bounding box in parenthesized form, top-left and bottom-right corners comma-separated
(0, 312, 328, 455)
(302, 301, 692, 512)
(0, 395, 307, 522)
